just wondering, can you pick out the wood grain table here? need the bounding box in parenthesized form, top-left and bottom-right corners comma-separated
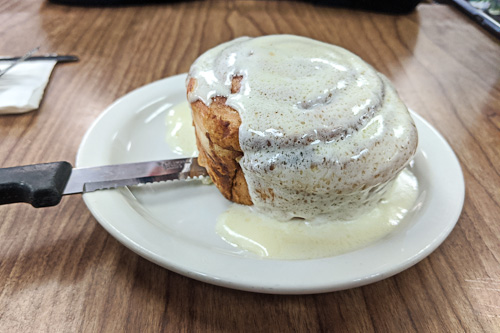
(1, 0, 499, 331)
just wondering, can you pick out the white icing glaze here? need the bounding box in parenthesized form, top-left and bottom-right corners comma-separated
(165, 101, 198, 156)
(164, 100, 419, 260)
(187, 35, 418, 221)
(216, 168, 419, 260)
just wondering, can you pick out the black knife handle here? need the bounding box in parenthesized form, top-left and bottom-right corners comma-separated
(0, 162, 72, 208)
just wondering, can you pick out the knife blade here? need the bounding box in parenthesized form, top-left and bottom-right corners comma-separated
(0, 157, 208, 208)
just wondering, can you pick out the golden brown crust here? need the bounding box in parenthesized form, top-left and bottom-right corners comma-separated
(188, 77, 252, 205)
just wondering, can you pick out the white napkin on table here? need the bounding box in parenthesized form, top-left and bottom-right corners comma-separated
(0, 60, 57, 115)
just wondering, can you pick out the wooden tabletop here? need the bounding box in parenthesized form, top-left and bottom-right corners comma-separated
(1, 0, 499, 331)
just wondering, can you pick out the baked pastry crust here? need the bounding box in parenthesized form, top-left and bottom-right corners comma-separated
(187, 77, 252, 205)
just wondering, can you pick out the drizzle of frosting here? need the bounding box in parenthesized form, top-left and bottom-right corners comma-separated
(216, 168, 419, 260)
(187, 35, 417, 221)
(165, 101, 198, 156)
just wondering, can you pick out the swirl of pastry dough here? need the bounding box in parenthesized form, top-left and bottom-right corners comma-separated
(187, 35, 418, 221)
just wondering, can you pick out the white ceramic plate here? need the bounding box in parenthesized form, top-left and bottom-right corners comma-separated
(77, 74, 465, 294)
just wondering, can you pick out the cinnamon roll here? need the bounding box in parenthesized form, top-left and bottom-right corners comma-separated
(187, 35, 418, 221)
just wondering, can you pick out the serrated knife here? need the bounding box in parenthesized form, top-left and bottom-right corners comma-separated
(0, 157, 208, 208)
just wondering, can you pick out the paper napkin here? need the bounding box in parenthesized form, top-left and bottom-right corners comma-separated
(0, 60, 57, 114)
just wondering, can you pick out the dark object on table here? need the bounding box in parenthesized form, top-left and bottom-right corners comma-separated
(312, 0, 421, 13)
(448, 0, 500, 39)
(48, 0, 421, 14)
(48, 0, 186, 5)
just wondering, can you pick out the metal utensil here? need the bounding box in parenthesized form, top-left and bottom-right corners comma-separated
(0, 54, 79, 63)
(0, 157, 208, 208)
(0, 46, 40, 77)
